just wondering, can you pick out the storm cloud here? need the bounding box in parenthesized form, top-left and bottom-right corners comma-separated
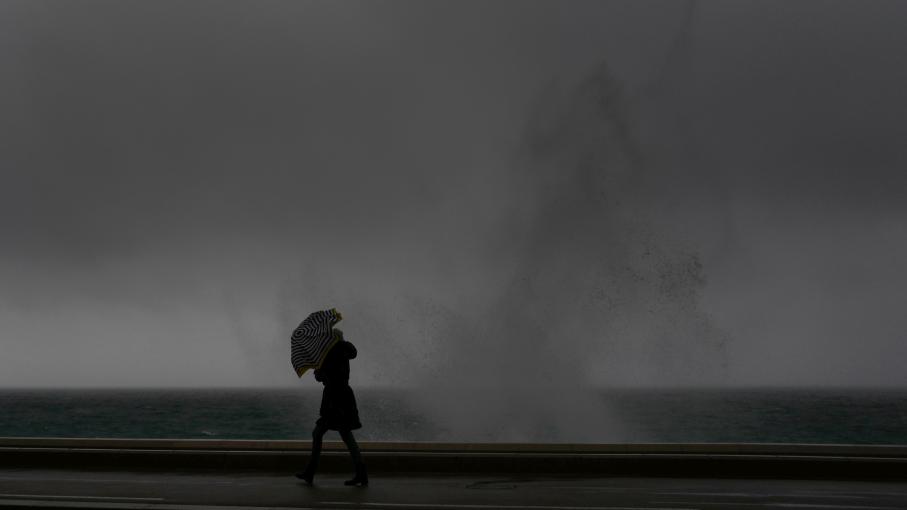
(1, 0, 906, 394)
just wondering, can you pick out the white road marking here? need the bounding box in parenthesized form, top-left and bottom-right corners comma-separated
(320, 502, 694, 510)
(658, 501, 900, 510)
(769, 504, 902, 509)
(0, 502, 317, 510)
(658, 491, 870, 499)
(0, 493, 162, 501)
(654, 491, 765, 497)
(542, 487, 665, 492)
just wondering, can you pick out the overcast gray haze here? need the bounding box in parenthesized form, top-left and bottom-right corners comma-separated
(2, 0, 907, 410)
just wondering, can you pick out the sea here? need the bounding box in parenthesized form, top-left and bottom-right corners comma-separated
(1, 388, 906, 444)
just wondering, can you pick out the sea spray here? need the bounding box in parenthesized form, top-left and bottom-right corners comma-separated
(409, 61, 729, 441)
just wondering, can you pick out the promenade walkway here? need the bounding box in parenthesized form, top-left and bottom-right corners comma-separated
(2, 468, 907, 510)
(0, 439, 906, 509)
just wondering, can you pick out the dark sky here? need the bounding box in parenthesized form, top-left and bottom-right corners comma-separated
(2, 1, 906, 389)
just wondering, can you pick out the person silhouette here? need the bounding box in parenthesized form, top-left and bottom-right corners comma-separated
(296, 328, 367, 486)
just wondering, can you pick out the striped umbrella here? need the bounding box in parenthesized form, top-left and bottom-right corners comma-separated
(291, 308, 342, 377)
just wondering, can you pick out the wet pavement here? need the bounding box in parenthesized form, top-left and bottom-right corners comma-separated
(0, 468, 906, 510)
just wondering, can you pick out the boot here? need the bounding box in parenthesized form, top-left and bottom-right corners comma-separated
(344, 463, 368, 487)
(295, 466, 315, 485)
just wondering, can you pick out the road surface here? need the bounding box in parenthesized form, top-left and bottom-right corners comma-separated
(0, 468, 906, 510)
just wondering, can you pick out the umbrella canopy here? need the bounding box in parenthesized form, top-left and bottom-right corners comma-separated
(291, 308, 342, 377)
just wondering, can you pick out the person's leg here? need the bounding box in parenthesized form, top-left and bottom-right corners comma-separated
(339, 429, 367, 486)
(297, 423, 328, 482)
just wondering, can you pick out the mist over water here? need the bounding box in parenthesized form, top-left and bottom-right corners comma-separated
(403, 63, 730, 441)
(267, 60, 732, 441)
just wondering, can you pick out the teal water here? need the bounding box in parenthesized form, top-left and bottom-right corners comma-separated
(1, 388, 905, 444)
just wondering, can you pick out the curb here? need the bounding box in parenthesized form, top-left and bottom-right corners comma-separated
(1, 439, 906, 480)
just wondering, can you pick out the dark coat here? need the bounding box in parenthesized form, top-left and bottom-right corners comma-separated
(313, 340, 361, 430)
